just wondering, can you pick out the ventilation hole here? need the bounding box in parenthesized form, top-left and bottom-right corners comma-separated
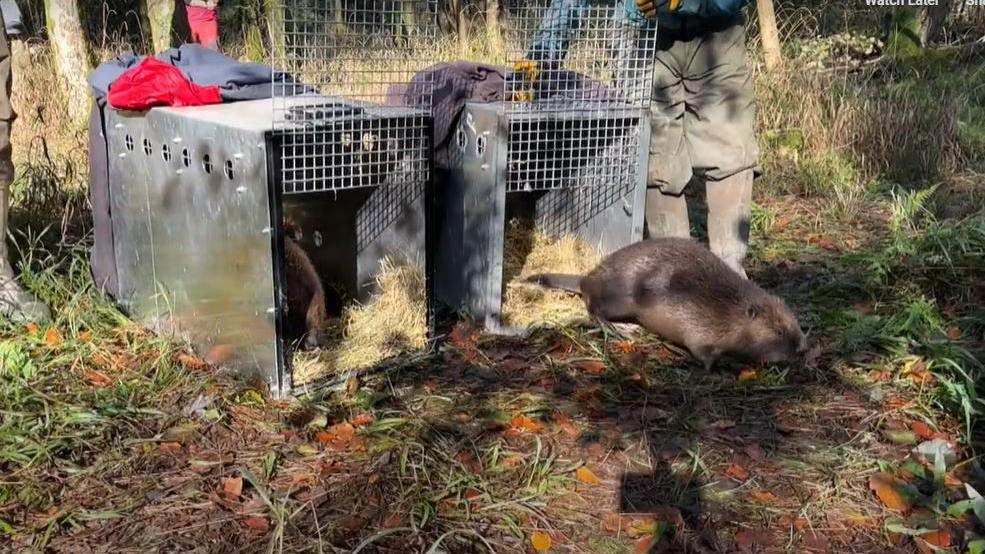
(124, 135, 134, 151)
(223, 160, 234, 180)
(202, 154, 213, 174)
(476, 135, 487, 157)
(181, 148, 190, 167)
(161, 144, 172, 162)
(456, 128, 467, 152)
(142, 138, 152, 156)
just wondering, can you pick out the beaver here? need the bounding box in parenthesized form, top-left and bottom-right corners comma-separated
(283, 219, 328, 349)
(527, 238, 808, 370)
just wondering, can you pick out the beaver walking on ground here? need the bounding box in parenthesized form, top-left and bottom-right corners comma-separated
(283, 219, 328, 349)
(527, 238, 808, 370)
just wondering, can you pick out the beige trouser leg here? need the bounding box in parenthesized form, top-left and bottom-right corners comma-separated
(706, 169, 753, 277)
(0, 13, 50, 324)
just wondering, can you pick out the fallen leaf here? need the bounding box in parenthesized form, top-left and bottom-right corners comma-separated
(920, 529, 951, 548)
(553, 413, 580, 439)
(44, 328, 62, 347)
(778, 515, 809, 530)
(313, 422, 355, 449)
(869, 472, 913, 512)
(382, 514, 404, 528)
(575, 384, 601, 402)
(612, 340, 636, 354)
(25, 322, 39, 334)
(241, 516, 269, 531)
(726, 463, 750, 481)
(296, 444, 318, 456)
(910, 421, 935, 440)
(177, 353, 208, 370)
(222, 477, 243, 500)
(634, 536, 654, 554)
(350, 413, 375, 427)
(463, 488, 482, 500)
(735, 529, 773, 550)
(510, 415, 544, 433)
(501, 456, 524, 468)
(868, 370, 892, 382)
(750, 490, 780, 504)
(530, 531, 552, 552)
(601, 513, 623, 533)
(454, 449, 483, 475)
(575, 360, 608, 374)
(737, 369, 758, 382)
(946, 327, 962, 340)
(78, 331, 93, 342)
(744, 444, 766, 461)
(83, 370, 112, 388)
(158, 442, 182, 453)
(706, 419, 736, 431)
(576, 466, 602, 485)
(367, 473, 381, 485)
(205, 344, 234, 364)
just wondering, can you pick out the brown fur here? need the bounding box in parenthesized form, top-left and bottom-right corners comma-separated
(283, 219, 328, 349)
(528, 238, 808, 370)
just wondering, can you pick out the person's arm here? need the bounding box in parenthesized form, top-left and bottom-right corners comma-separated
(524, 0, 590, 67)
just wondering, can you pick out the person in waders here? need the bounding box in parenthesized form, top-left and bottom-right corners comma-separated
(516, 0, 758, 278)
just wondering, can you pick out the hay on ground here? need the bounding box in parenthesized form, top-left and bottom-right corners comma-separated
(501, 220, 601, 328)
(292, 258, 427, 385)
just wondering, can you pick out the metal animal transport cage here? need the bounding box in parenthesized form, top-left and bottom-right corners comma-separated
(105, 0, 438, 397)
(434, 0, 657, 331)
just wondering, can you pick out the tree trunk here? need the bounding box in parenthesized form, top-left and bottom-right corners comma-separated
(486, 0, 503, 55)
(142, 0, 175, 53)
(400, 0, 418, 40)
(453, 0, 467, 55)
(44, 0, 91, 126)
(264, 0, 286, 61)
(919, 0, 951, 46)
(756, 0, 782, 70)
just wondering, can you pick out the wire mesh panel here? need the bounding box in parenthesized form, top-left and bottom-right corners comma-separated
(502, 0, 656, 193)
(272, 0, 438, 194)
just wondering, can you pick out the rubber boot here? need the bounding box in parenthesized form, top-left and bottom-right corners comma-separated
(0, 182, 51, 324)
(706, 169, 753, 278)
(644, 187, 690, 239)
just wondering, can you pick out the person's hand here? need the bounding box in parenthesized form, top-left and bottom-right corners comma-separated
(635, 0, 682, 19)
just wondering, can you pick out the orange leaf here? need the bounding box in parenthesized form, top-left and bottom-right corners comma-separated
(706, 419, 736, 431)
(222, 477, 243, 500)
(241, 516, 269, 531)
(502, 456, 524, 468)
(734, 530, 756, 549)
(510, 415, 544, 433)
(553, 413, 580, 439)
(25, 322, 39, 334)
(530, 531, 552, 552)
(576, 466, 602, 485)
(159, 442, 182, 453)
(737, 369, 758, 382)
(634, 536, 655, 554)
(910, 421, 935, 440)
(612, 340, 636, 354)
(83, 370, 112, 388)
(869, 472, 912, 512)
(314, 422, 356, 449)
(44, 328, 62, 347)
(382, 514, 404, 528)
(350, 413, 375, 427)
(367, 473, 381, 485)
(920, 529, 951, 548)
(750, 490, 779, 504)
(601, 513, 623, 533)
(454, 449, 483, 475)
(177, 353, 208, 371)
(946, 327, 962, 340)
(78, 331, 93, 342)
(205, 344, 234, 365)
(463, 488, 482, 500)
(575, 360, 608, 374)
(726, 463, 750, 481)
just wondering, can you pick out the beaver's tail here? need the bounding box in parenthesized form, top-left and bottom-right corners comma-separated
(524, 273, 583, 294)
